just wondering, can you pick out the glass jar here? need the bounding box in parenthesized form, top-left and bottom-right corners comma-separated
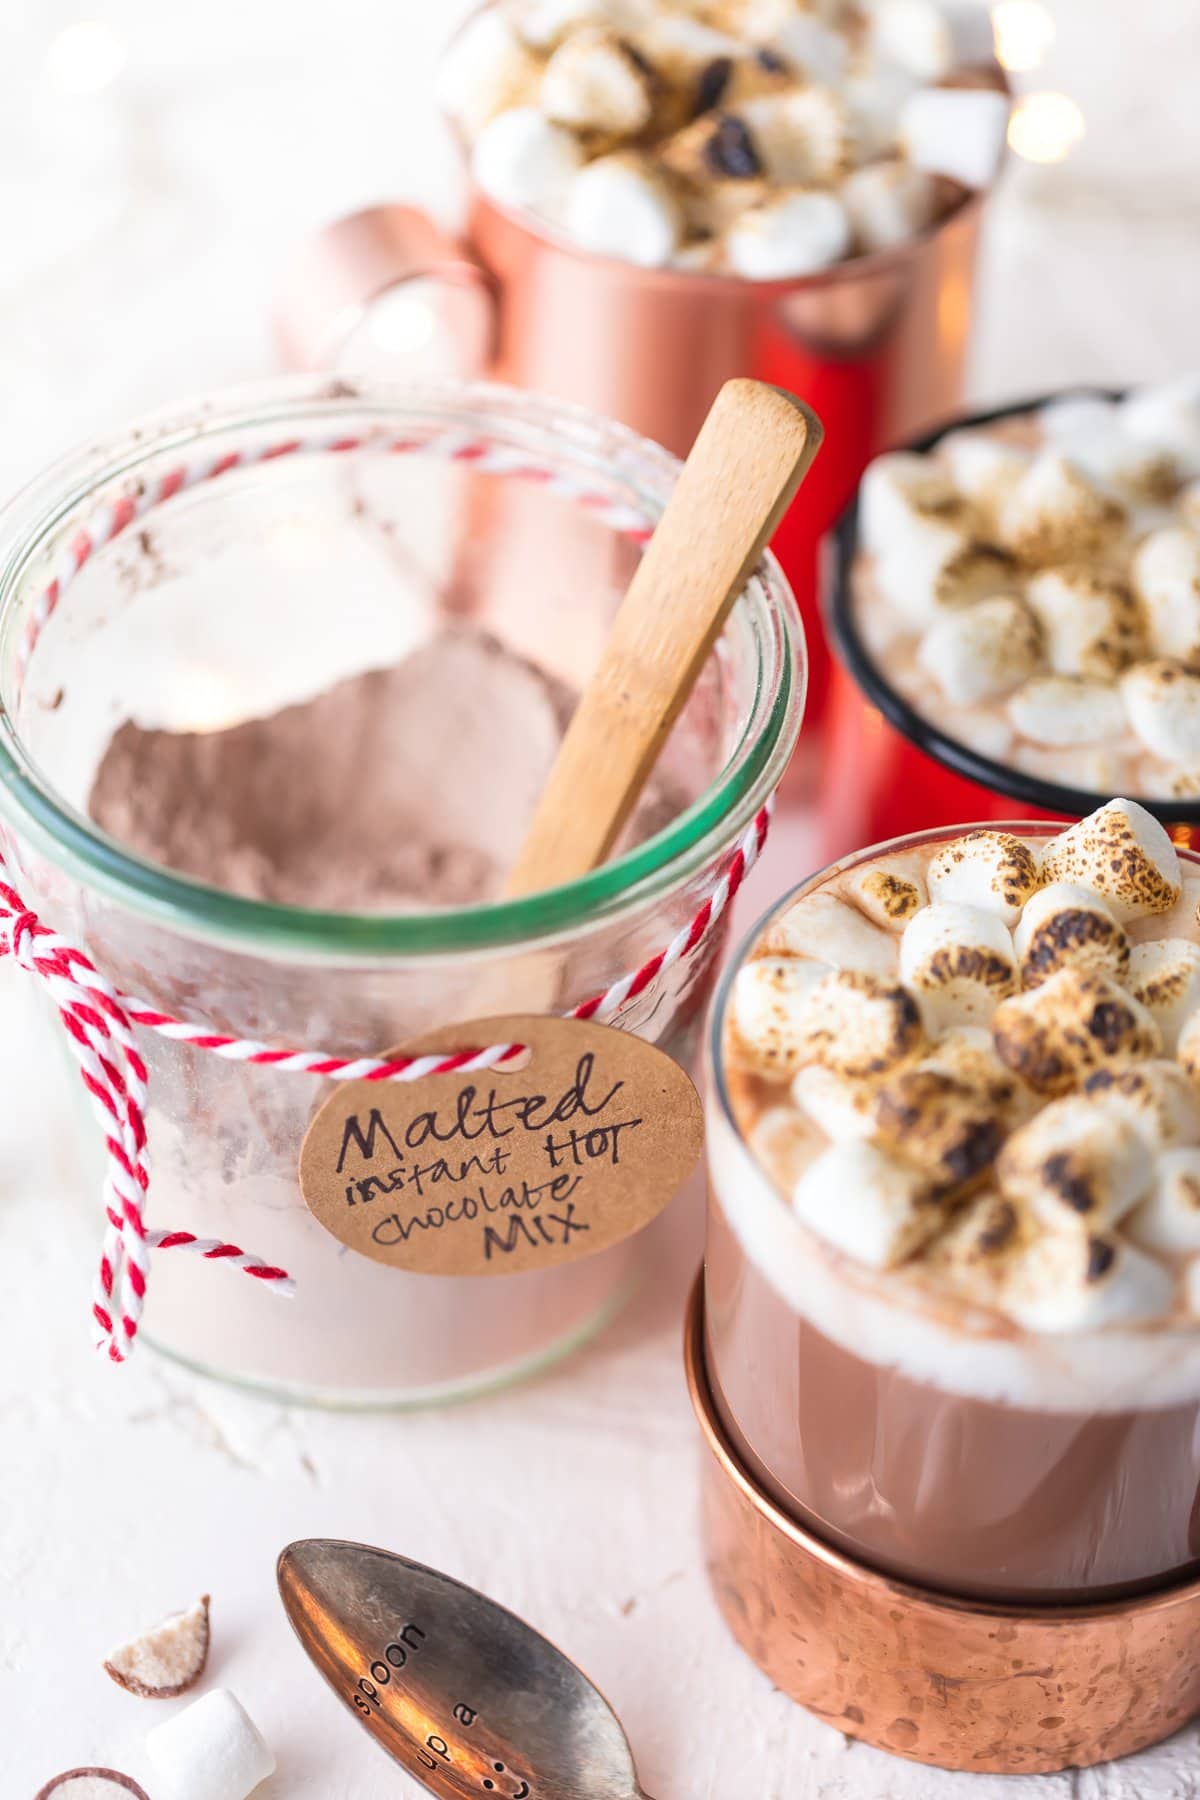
(0, 377, 803, 1406)
(707, 823, 1200, 1602)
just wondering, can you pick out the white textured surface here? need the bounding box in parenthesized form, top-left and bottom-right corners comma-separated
(6, 3, 1200, 1796)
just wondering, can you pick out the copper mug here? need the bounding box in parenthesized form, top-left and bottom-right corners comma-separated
(276, 21, 1000, 728)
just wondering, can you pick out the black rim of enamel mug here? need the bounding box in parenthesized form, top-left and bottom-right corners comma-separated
(825, 386, 1200, 827)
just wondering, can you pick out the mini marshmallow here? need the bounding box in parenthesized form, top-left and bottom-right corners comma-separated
(918, 1024, 1029, 1121)
(870, 0, 994, 79)
(899, 901, 1018, 1030)
(841, 157, 939, 253)
(1024, 565, 1144, 681)
(899, 85, 1009, 189)
(857, 451, 961, 556)
(872, 1066, 1005, 1190)
(1007, 674, 1126, 749)
(1127, 939, 1200, 1052)
(997, 451, 1126, 566)
(1037, 393, 1176, 501)
(541, 28, 654, 135)
(996, 1097, 1153, 1230)
(1014, 882, 1131, 989)
(146, 1689, 275, 1800)
(1122, 376, 1200, 481)
(842, 850, 928, 930)
(992, 968, 1161, 1096)
(926, 829, 1041, 925)
(1134, 528, 1200, 663)
(1127, 1146, 1200, 1253)
(437, 11, 540, 136)
(792, 1139, 942, 1268)
(729, 954, 829, 1077)
(1039, 800, 1181, 920)
(937, 702, 1015, 764)
(938, 431, 1029, 528)
(1128, 876, 1200, 945)
(792, 967, 927, 1077)
(472, 107, 586, 216)
(519, 0, 612, 49)
(1176, 1007, 1200, 1087)
(1082, 1059, 1200, 1151)
(918, 594, 1040, 705)
(565, 155, 682, 264)
(725, 188, 852, 278)
(742, 86, 852, 184)
(761, 888, 898, 975)
(880, 533, 1016, 631)
(845, 61, 919, 160)
(791, 1061, 880, 1141)
(749, 1102, 818, 1188)
(1010, 741, 1125, 793)
(1123, 659, 1200, 764)
(770, 12, 850, 85)
(933, 1193, 1173, 1334)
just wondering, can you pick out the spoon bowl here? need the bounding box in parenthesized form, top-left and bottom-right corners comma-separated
(278, 1539, 654, 1799)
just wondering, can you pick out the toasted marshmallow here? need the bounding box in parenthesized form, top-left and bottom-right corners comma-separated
(881, 534, 1016, 632)
(842, 850, 928, 931)
(728, 954, 828, 1077)
(1134, 528, 1200, 664)
(933, 1193, 1173, 1333)
(761, 889, 898, 975)
(742, 86, 852, 184)
(927, 830, 1041, 925)
(1127, 1146, 1200, 1254)
(792, 1140, 942, 1268)
(1007, 675, 1126, 749)
(541, 28, 654, 135)
(845, 61, 919, 159)
(939, 431, 1029, 528)
(519, 0, 613, 51)
(937, 702, 1015, 764)
(1122, 659, 1200, 764)
(918, 1025, 1029, 1121)
(1176, 1007, 1200, 1087)
(1127, 939, 1200, 1053)
(1024, 565, 1144, 680)
(840, 158, 939, 254)
(918, 593, 1040, 706)
(1039, 800, 1182, 920)
(437, 12, 539, 136)
(565, 155, 682, 264)
(1082, 1059, 1200, 1151)
(472, 107, 586, 216)
(1014, 882, 1131, 989)
(997, 451, 1126, 566)
(858, 451, 960, 555)
(792, 967, 927, 1078)
(632, 11, 743, 120)
(899, 901, 1017, 1030)
(748, 1102, 818, 1189)
(870, 0, 994, 79)
(996, 1098, 1152, 1230)
(1010, 742, 1125, 794)
(1122, 376, 1200, 481)
(873, 1067, 1005, 1190)
(791, 1062, 880, 1141)
(1128, 876, 1200, 946)
(725, 188, 852, 278)
(900, 85, 1009, 189)
(1038, 393, 1176, 501)
(993, 969, 1161, 1096)
(769, 13, 849, 85)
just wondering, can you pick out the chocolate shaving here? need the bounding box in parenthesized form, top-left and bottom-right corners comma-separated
(703, 114, 763, 179)
(694, 56, 734, 115)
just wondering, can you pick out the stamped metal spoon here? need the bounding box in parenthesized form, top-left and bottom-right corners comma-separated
(278, 1538, 656, 1799)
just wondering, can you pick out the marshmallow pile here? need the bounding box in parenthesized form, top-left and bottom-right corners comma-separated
(439, 0, 1007, 275)
(855, 376, 1200, 798)
(728, 800, 1200, 1334)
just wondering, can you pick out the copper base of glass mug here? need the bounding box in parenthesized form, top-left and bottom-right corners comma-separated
(683, 1275, 1200, 1775)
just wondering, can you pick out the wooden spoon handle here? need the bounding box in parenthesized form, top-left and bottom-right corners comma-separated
(503, 379, 822, 899)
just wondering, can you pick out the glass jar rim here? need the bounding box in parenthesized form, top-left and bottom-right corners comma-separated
(824, 386, 1200, 827)
(0, 376, 804, 956)
(708, 814, 1200, 1143)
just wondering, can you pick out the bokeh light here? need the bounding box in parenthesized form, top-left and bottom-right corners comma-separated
(1007, 91, 1087, 164)
(991, 1, 1056, 74)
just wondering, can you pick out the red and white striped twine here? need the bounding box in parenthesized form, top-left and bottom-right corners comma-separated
(4, 423, 775, 1362)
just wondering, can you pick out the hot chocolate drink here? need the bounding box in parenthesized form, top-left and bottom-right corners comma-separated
(708, 799, 1200, 1599)
(440, 0, 1007, 277)
(850, 377, 1200, 802)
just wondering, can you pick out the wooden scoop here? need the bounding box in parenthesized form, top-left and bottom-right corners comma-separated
(503, 379, 822, 900)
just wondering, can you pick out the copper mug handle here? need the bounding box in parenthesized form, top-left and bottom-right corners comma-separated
(274, 204, 495, 377)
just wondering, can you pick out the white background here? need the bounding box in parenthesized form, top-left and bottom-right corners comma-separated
(5, 4, 1200, 1797)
